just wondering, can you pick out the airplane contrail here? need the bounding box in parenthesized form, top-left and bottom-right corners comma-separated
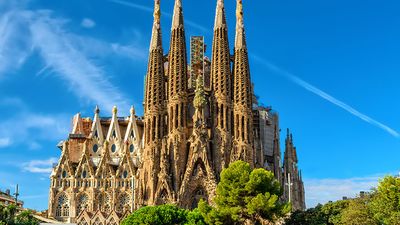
(108, 0, 209, 33)
(251, 55, 400, 138)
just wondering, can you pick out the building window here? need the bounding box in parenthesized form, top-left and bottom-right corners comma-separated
(62, 170, 67, 178)
(129, 144, 134, 153)
(112, 130, 116, 138)
(82, 170, 87, 179)
(56, 193, 69, 217)
(93, 144, 98, 153)
(130, 130, 134, 138)
(76, 194, 89, 215)
(123, 170, 128, 179)
(116, 193, 130, 213)
(111, 144, 116, 153)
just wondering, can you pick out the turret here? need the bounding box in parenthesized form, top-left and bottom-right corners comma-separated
(211, 0, 233, 175)
(168, 0, 188, 133)
(232, 0, 254, 167)
(272, 125, 282, 182)
(283, 129, 305, 211)
(140, 0, 166, 205)
(167, 0, 188, 192)
(144, 0, 166, 144)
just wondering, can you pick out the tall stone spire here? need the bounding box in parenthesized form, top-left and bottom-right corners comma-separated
(144, 0, 166, 143)
(283, 130, 305, 211)
(272, 125, 282, 183)
(232, 0, 254, 167)
(140, 0, 166, 206)
(167, 0, 188, 193)
(211, 0, 232, 176)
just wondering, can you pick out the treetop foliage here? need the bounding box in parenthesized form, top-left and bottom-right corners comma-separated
(0, 204, 39, 225)
(122, 161, 289, 225)
(286, 175, 400, 225)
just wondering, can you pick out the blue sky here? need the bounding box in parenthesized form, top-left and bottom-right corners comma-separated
(0, 0, 399, 210)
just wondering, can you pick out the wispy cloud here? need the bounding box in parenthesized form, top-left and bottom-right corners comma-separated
(28, 11, 132, 111)
(22, 157, 58, 174)
(108, 0, 209, 33)
(0, 138, 11, 148)
(81, 18, 96, 28)
(0, 97, 69, 149)
(251, 55, 400, 138)
(0, 4, 147, 112)
(303, 173, 397, 207)
(0, 10, 32, 77)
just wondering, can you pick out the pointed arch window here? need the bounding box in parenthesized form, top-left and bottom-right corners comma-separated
(130, 130, 135, 139)
(76, 193, 89, 215)
(56, 193, 69, 217)
(112, 130, 116, 138)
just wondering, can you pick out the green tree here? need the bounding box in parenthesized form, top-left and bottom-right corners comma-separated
(320, 200, 349, 224)
(0, 204, 39, 225)
(369, 176, 400, 225)
(121, 204, 187, 225)
(121, 204, 206, 225)
(285, 204, 328, 225)
(199, 161, 290, 225)
(341, 196, 377, 225)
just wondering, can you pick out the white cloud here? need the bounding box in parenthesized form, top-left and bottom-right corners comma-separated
(0, 10, 32, 77)
(303, 174, 395, 208)
(22, 157, 58, 174)
(29, 12, 130, 111)
(81, 18, 95, 28)
(0, 97, 70, 149)
(251, 55, 400, 138)
(0, 138, 12, 148)
(0, 5, 147, 112)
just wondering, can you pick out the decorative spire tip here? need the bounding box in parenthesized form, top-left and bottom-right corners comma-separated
(95, 105, 100, 114)
(130, 105, 135, 115)
(154, 0, 161, 23)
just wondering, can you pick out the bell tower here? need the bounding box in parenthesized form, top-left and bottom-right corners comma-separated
(232, 0, 254, 167)
(210, 0, 233, 176)
(167, 0, 189, 193)
(139, 0, 166, 206)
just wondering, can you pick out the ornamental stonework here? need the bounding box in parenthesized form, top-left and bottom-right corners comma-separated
(48, 0, 306, 223)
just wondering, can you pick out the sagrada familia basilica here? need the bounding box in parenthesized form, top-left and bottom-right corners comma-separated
(47, 0, 306, 223)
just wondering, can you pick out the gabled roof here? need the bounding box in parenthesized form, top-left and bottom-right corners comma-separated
(75, 141, 95, 177)
(52, 142, 74, 178)
(95, 142, 115, 177)
(115, 143, 136, 178)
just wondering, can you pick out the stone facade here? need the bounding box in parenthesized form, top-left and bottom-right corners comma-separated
(47, 0, 305, 223)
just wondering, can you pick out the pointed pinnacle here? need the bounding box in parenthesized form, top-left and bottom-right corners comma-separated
(236, 0, 244, 23)
(154, 0, 161, 23)
(214, 0, 226, 29)
(112, 106, 118, 115)
(95, 105, 100, 114)
(172, 0, 184, 30)
(235, 0, 246, 49)
(130, 105, 136, 115)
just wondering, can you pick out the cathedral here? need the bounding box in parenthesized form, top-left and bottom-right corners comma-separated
(47, 0, 305, 223)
